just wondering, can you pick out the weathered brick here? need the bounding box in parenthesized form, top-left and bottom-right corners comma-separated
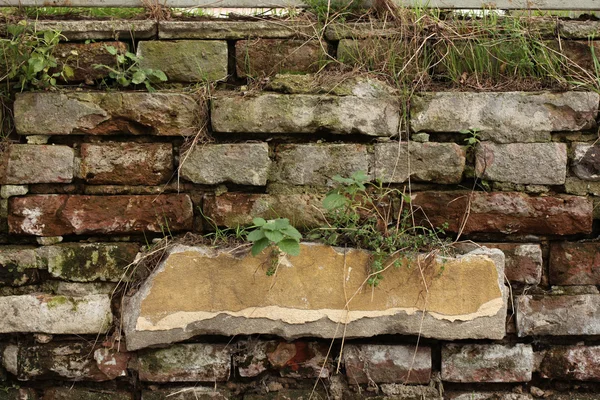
(135, 344, 231, 382)
(212, 93, 400, 136)
(137, 40, 227, 82)
(22, 20, 157, 41)
(2, 343, 120, 381)
(559, 20, 600, 39)
(55, 42, 127, 83)
(411, 191, 593, 235)
(550, 241, 600, 285)
(80, 143, 173, 185)
(203, 192, 326, 229)
(236, 39, 324, 77)
(411, 92, 599, 143)
(538, 346, 600, 381)
(271, 144, 369, 187)
(180, 143, 270, 185)
(38, 242, 140, 282)
(476, 142, 567, 185)
(373, 142, 465, 184)
(0, 185, 28, 198)
(442, 344, 533, 382)
(43, 387, 133, 400)
(14, 92, 199, 136)
(1, 145, 74, 184)
(8, 194, 193, 236)
(344, 344, 431, 384)
(572, 142, 600, 181)
(517, 294, 600, 336)
(0, 246, 39, 286)
(0, 293, 112, 334)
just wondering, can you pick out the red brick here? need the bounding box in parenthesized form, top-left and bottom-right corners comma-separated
(80, 142, 173, 185)
(8, 194, 192, 236)
(343, 344, 431, 384)
(411, 191, 592, 235)
(93, 348, 131, 380)
(538, 346, 600, 381)
(550, 241, 600, 285)
(442, 344, 533, 383)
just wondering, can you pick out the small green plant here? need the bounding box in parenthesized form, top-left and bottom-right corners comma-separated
(94, 45, 167, 91)
(460, 127, 482, 147)
(0, 21, 73, 90)
(247, 217, 302, 277)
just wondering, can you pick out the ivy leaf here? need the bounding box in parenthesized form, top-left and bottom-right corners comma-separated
(323, 193, 347, 210)
(28, 57, 44, 74)
(152, 69, 168, 81)
(281, 225, 302, 240)
(251, 237, 270, 256)
(131, 70, 147, 85)
(62, 65, 74, 79)
(278, 239, 300, 256)
(246, 229, 265, 242)
(105, 45, 118, 55)
(273, 218, 290, 230)
(252, 217, 266, 226)
(264, 229, 284, 243)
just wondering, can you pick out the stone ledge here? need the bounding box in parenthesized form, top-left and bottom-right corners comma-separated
(123, 243, 506, 350)
(159, 20, 317, 39)
(13, 20, 158, 41)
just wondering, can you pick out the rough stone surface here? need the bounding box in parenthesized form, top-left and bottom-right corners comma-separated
(123, 244, 506, 350)
(0, 185, 28, 198)
(212, 93, 400, 136)
(411, 92, 599, 143)
(8, 194, 193, 236)
(411, 191, 593, 235)
(373, 142, 465, 184)
(135, 344, 231, 382)
(43, 387, 133, 400)
(517, 294, 600, 336)
(0, 388, 38, 400)
(80, 142, 173, 185)
(0, 246, 38, 286)
(3, 343, 121, 381)
(142, 387, 229, 400)
(442, 344, 533, 382)
(203, 192, 326, 229)
(23, 20, 157, 40)
(556, 40, 600, 73)
(55, 41, 127, 82)
(550, 241, 600, 285)
(565, 177, 600, 196)
(180, 143, 270, 185)
(448, 393, 533, 400)
(0, 293, 112, 334)
(559, 20, 600, 38)
(476, 142, 567, 185)
(14, 92, 199, 136)
(271, 144, 369, 186)
(137, 40, 228, 82)
(1, 145, 74, 184)
(538, 346, 600, 381)
(159, 20, 316, 39)
(236, 39, 324, 77)
(38, 242, 140, 282)
(572, 142, 600, 181)
(344, 344, 431, 384)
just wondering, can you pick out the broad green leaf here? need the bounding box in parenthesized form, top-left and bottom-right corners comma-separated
(251, 237, 270, 256)
(281, 225, 302, 240)
(131, 70, 147, 85)
(116, 54, 126, 64)
(273, 218, 290, 230)
(252, 217, 266, 226)
(262, 221, 277, 231)
(105, 45, 118, 55)
(323, 193, 347, 210)
(62, 65, 74, 79)
(264, 229, 284, 243)
(351, 170, 368, 182)
(246, 229, 265, 242)
(117, 76, 130, 87)
(43, 30, 54, 43)
(125, 51, 137, 60)
(278, 239, 300, 256)
(28, 57, 44, 74)
(152, 69, 168, 81)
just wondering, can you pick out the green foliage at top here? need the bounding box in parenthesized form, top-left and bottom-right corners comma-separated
(304, 0, 365, 23)
(247, 217, 302, 257)
(0, 22, 73, 90)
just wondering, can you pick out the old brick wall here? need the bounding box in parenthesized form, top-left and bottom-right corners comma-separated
(2, 16, 600, 400)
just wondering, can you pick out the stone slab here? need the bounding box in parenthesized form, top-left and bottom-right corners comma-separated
(411, 92, 599, 143)
(22, 20, 157, 40)
(1, 145, 74, 185)
(538, 346, 600, 381)
(159, 20, 316, 39)
(123, 243, 506, 350)
(14, 92, 199, 136)
(572, 142, 600, 181)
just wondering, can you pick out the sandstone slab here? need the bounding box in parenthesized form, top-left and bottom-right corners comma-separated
(411, 191, 593, 235)
(538, 346, 600, 381)
(135, 344, 231, 382)
(476, 142, 567, 185)
(271, 144, 369, 186)
(373, 142, 465, 184)
(159, 20, 316, 39)
(550, 241, 600, 285)
(180, 143, 270, 185)
(1, 145, 74, 184)
(0, 293, 111, 334)
(517, 294, 600, 336)
(572, 142, 600, 181)
(236, 39, 324, 77)
(137, 40, 228, 82)
(442, 344, 533, 382)
(14, 92, 199, 136)
(123, 244, 506, 350)
(344, 344, 431, 384)
(24, 20, 157, 40)
(80, 142, 173, 185)
(212, 93, 400, 136)
(411, 92, 599, 143)
(203, 192, 326, 229)
(8, 194, 193, 236)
